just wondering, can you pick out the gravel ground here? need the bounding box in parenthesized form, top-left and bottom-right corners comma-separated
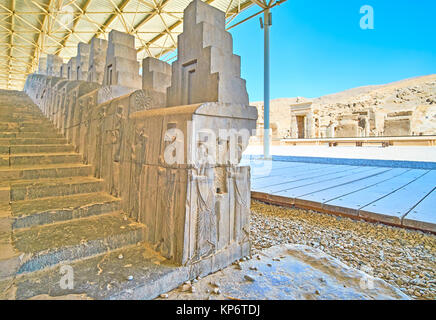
(250, 200, 436, 300)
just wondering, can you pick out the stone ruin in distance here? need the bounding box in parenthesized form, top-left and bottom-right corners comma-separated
(24, 0, 258, 271)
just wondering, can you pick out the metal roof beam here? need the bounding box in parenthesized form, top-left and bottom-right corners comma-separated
(130, 0, 170, 33)
(7, 0, 16, 89)
(55, 0, 92, 54)
(94, 0, 132, 37)
(29, 0, 56, 74)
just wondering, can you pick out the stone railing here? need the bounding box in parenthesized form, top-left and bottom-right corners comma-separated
(24, 74, 257, 270)
(24, 0, 258, 272)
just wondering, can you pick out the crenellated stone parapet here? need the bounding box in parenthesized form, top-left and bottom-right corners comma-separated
(76, 42, 91, 81)
(88, 37, 108, 84)
(46, 54, 64, 77)
(167, 0, 249, 107)
(67, 57, 77, 80)
(24, 0, 257, 270)
(37, 57, 47, 75)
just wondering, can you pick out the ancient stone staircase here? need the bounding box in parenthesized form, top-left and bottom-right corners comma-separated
(0, 90, 151, 296)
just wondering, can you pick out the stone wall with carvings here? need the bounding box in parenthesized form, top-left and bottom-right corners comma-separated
(23, 0, 257, 268)
(24, 74, 256, 266)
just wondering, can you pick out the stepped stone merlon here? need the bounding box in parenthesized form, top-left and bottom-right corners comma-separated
(67, 57, 77, 80)
(46, 54, 63, 77)
(23, 0, 258, 270)
(60, 63, 68, 78)
(139, 57, 172, 108)
(167, 0, 249, 107)
(88, 37, 108, 84)
(142, 57, 171, 93)
(76, 42, 91, 81)
(103, 30, 141, 89)
(37, 57, 47, 75)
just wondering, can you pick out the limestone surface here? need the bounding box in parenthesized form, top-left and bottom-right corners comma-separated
(88, 37, 108, 84)
(159, 244, 409, 300)
(76, 43, 91, 81)
(46, 55, 63, 77)
(167, 0, 249, 107)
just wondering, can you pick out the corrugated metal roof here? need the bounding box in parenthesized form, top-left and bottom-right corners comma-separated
(0, 0, 264, 90)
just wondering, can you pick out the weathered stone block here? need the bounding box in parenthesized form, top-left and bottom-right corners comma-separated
(167, 0, 248, 106)
(37, 57, 47, 75)
(60, 63, 68, 78)
(76, 42, 90, 81)
(88, 37, 108, 84)
(384, 118, 411, 136)
(46, 54, 63, 77)
(142, 57, 171, 94)
(103, 30, 141, 89)
(67, 57, 77, 80)
(108, 29, 135, 48)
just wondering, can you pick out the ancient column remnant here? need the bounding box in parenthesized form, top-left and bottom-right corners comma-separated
(384, 111, 413, 136)
(167, 0, 249, 106)
(88, 37, 108, 84)
(76, 42, 91, 81)
(103, 30, 141, 87)
(46, 54, 64, 77)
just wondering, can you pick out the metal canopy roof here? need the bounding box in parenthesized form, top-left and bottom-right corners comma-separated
(0, 0, 279, 91)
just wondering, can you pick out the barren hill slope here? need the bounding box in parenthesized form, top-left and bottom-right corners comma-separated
(251, 74, 436, 138)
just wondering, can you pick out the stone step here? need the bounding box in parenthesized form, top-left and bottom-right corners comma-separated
(0, 118, 51, 124)
(9, 213, 145, 275)
(0, 132, 63, 139)
(0, 111, 43, 116)
(12, 145, 74, 154)
(0, 145, 75, 155)
(4, 244, 189, 300)
(0, 163, 92, 181)
(0, 123, 54, 132)
(11, 193, 122, 229)
(0, 109, 43, 115)
(4, 176, 103, 201)
(0, 138, 67, 145)
(0, 116, 49, 123)
(1, 153, 82, 167)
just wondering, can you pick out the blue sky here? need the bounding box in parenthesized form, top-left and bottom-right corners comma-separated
(228, 0, 436, 102)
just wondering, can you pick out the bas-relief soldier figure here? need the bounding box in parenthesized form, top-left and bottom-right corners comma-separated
(130, 126, 147, 221)
(108, 105, 124, 197)
(94, 105, 107, 178)
(22, 0, 257, 276)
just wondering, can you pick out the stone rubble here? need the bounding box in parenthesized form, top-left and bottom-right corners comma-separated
(23, 0, 257, 273)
